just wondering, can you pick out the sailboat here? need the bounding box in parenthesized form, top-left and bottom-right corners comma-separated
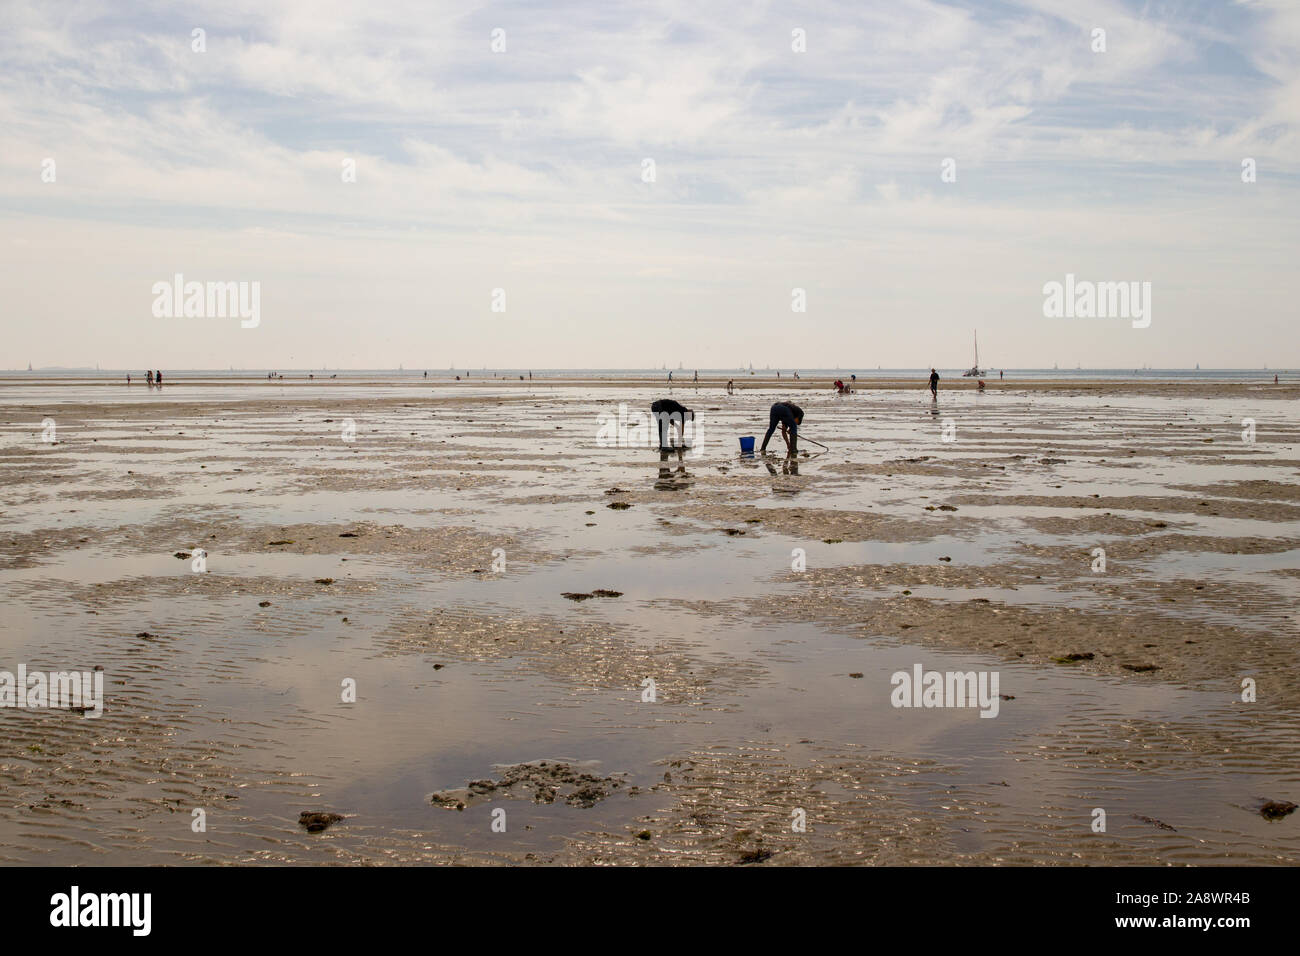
(962, 330, 986, 377)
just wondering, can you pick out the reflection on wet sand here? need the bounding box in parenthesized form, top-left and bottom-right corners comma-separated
(1, 382, 1298, 865)
(763, 453, 800, 477)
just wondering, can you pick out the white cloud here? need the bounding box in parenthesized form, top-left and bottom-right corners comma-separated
(1, 0, 1297, 367)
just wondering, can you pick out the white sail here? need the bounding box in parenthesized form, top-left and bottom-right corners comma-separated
(962, 329, 985, 376)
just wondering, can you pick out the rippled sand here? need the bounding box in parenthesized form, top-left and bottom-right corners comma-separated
(1, 378, 1297, 864)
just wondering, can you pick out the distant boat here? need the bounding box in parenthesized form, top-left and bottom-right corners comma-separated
(962, 330, 986, 377)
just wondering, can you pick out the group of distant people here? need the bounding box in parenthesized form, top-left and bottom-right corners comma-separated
(678, 370, 813, 385)
(127, 370, 163, 387)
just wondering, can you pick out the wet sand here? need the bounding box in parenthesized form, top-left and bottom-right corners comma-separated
(1, 379, 1297, 864)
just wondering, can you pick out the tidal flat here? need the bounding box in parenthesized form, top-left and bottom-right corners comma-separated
(1, 377, 1297, 865)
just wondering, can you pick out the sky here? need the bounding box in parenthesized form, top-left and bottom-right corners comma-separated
(2, 0, 1298, 370)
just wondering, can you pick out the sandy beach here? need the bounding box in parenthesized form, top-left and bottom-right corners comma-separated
(1, 376, 1297, 865)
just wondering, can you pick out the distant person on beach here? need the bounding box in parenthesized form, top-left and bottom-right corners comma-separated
(1000, 370, 1004, 380)
(759, 401, 803, 456)
(126, 374, 131, 385)
(851, 374, 856, 383)
(1275, 374, 1279, 385)
(693, 370, 698, 382)
(726, 379, 734, 395)
(928, 368, 939, 397)
(155, 370, 162, 386)
(650, 398, 693, 450)
(146, 370, 153, 387)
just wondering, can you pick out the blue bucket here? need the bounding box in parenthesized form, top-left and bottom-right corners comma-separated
(738, 436, 755, 454)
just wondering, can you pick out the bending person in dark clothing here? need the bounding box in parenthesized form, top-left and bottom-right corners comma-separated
(650, 398, 693, 450)
(760, 401, 803, 455)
